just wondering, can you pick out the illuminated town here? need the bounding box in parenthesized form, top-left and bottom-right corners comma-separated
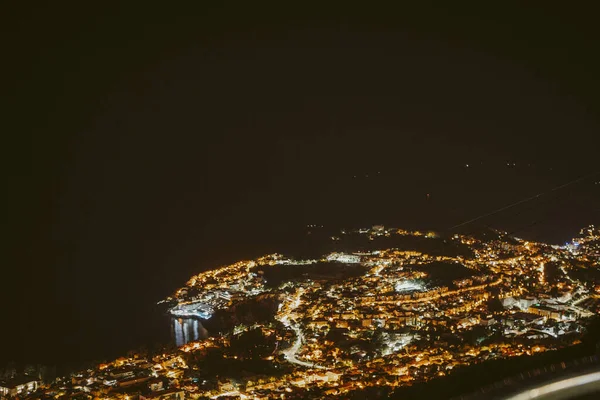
(3, 225, 599, 399)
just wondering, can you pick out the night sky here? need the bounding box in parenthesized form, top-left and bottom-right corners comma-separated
(4, 4, 599, 368)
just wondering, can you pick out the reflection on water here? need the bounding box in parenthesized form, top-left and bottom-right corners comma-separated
(171, 318, 209, 347)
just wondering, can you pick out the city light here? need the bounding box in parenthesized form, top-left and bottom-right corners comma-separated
(23, 225, 600, 399)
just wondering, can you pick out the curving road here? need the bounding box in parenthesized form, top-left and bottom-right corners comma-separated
(280, 317, 326, 369)
(277, 288, 326, 369)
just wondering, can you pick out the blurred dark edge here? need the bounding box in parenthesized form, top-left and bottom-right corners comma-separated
(453, 355, 600, 400)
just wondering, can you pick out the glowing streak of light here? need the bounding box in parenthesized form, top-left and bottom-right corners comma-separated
(506, 370, 600, 400)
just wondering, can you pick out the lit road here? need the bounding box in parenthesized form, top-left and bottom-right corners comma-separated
(280, 318, 326, 369)
(277, 288, 326, 369)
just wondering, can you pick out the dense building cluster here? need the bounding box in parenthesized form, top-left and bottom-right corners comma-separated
(4, 226, 599, 399)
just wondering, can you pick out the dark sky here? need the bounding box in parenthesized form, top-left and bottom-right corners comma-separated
(4, 4, 599, 367)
